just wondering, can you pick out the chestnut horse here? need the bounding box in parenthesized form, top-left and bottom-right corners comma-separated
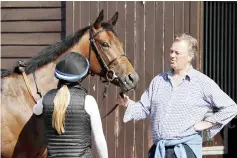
(1, 10, 139, 158)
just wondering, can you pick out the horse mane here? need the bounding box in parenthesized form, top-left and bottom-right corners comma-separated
(1, 23, 116, 78)
(1, 25, 90, 78)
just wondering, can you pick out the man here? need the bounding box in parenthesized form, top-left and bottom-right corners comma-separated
(118, 33, 237, 158)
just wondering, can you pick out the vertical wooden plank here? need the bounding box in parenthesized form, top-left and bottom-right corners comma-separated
(88, 2, 99, 158)
(74, 1, 81, 31)
(65, 1, 73, 35)
(233, 3, 237, 103)
(144, 1, 157, 157)
(174, 1, 184, 35)
(61, 2, 66, 40)
(190, 2, 198, 69)
(213, 2, 217, 81)
(116, 2, 126, 158)
(190, 2, 198, 41)
(164, 1, 174, 71)
(78, 6, 91, 147)
(79, 2, 90, 95)
(72, 1, 93, 155)
(223, 2, 228, 94)
(184, 2, 190, 33)
(228, 3, 232, 98)
(125, 1, 135, 158)
(145, 2, 155, 82)
(89, 2, 98, 99)
(106, 2, 118, 158)
(134, 1, 145, 158)
(154, 2, 165, 75)
(197, 1, 204, 72)
(98, 2, 108, 146)
(220, 2, 225, 91)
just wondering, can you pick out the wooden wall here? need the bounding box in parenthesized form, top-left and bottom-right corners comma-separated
(1, 1, 65, 70)
(65, 1, 202, 158)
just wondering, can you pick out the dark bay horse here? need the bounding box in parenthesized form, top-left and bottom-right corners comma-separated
(1, 10, 139, 158)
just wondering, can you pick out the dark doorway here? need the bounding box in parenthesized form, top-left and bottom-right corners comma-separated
(203, 1, 237, 157)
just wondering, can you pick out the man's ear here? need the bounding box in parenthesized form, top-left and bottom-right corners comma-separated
(189, 52, 194, 62)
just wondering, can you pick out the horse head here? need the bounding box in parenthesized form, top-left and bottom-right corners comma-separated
(71, 9, 139, 92)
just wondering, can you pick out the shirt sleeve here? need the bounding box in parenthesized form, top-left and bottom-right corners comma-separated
(123, 76, 159, 123)
(203, 79, 237, 138)
(33, 97, 44, 115)
(85, 95, 108, 158)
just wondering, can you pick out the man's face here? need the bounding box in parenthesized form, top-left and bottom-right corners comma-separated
(169, 40, 193, 71)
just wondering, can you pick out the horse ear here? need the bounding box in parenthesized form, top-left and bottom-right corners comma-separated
(93, 9, 104, 29)
(108, 12, 118, 26)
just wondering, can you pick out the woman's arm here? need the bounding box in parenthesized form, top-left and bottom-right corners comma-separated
(85, 95, 108, 158)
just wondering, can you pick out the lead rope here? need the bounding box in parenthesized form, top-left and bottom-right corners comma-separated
(99, 80, 125, 119)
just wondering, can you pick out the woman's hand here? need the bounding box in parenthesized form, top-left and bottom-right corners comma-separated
(194, 121, 216, 131)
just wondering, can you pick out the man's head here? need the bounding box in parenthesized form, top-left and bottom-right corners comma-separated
(170, 33, 198, 71)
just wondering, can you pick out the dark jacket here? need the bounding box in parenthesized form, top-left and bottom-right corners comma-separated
(43, 86, 92, 158)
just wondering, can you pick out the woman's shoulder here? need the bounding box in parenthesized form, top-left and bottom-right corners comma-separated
(85, 94, 95, 99)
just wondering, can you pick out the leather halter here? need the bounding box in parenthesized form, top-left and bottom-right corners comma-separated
(88, 25, 127, 82)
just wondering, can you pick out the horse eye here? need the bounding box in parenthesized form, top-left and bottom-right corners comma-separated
(101, 42, 110, 48)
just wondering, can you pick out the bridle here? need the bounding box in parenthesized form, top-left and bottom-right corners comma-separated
(88, 25, 127, 118)
(88, 25, 126, 82)
(18, 25, 128, 118)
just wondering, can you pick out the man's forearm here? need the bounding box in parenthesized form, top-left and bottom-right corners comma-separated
(123, 100, 149, 122)
(194, 121, 217, 131)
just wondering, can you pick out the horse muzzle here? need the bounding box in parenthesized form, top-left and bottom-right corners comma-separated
(116, 72, 139, 92)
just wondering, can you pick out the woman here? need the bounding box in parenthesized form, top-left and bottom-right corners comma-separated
(33, 52, 108, 158)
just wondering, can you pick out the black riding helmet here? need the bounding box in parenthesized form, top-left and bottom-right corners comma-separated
(55, 52, 90, 82)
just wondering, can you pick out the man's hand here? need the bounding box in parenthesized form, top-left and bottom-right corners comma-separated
(117, 94, 130, 107)
(194, 121, 217, 131)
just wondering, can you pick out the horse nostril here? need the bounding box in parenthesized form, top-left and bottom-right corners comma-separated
(128, 74, 134, 82)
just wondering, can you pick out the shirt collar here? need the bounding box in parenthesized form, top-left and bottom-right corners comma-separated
(165, 65, 195, 81)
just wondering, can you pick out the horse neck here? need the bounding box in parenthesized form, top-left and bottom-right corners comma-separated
(1, 30, 97, 105)
(1, 62, 58, 104)
(31, 62, 59, 97)
(25, 31, 93, 99)
(24, 31, 91, 98)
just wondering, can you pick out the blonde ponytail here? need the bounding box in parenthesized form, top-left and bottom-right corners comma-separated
(52, 85, 70, 135)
